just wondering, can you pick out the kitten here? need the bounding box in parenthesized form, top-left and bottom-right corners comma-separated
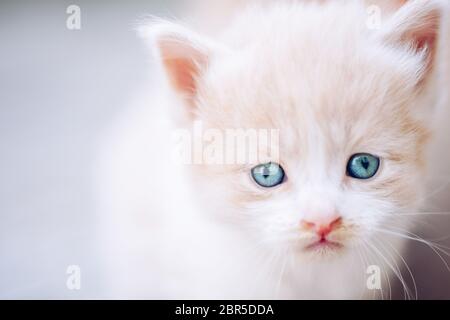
(96, 0, 449, 299)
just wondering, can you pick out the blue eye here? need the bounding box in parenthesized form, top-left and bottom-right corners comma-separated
(251, 162, 285, 188)
(347, 153, 380, 180)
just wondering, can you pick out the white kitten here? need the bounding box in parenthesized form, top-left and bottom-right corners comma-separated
(95, 0, 449, 299)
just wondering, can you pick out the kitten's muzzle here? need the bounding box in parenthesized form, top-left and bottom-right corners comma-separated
(300, 215, 342, 240)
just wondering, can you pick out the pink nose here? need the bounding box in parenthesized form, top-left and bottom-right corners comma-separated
(301, 214, 342, 238)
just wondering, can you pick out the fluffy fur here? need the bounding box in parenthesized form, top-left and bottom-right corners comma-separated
(96, 0, 449, 299)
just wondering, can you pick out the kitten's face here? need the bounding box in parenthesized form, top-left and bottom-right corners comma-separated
(152, 1, 442, 258)
(194, 36, 429, 258)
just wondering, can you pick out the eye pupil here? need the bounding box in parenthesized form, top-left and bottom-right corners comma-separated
(347, 153, 380, 180)
(361, 157, 370, 170)
(262, 167, 270, 178)
(251, 162, 285, 187)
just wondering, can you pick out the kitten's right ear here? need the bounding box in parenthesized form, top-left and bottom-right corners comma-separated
(378, 0, 445, 85)
(139, 21, 225, 115)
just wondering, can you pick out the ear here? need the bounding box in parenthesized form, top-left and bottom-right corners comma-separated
(380, 0, 444, 82)
(364, 0, 408, 12)
(142, 21, 223, 111)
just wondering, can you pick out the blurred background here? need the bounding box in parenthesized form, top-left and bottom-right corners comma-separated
(0, 0, 449, 299)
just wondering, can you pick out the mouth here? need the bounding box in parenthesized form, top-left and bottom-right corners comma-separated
(304, 238, 343, 252)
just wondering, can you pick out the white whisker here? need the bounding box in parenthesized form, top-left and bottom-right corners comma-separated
(363, 238, 412, 300)
(372, 227, 450, 272)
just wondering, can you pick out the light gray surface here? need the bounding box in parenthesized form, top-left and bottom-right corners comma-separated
(0, 0, 182, 299)
(0, 0, 449, 299)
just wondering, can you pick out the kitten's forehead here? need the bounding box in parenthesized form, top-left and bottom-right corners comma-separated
(200, 2, 421, 128)
(196, 1, 430, 168)
(201, 32, 415, 139)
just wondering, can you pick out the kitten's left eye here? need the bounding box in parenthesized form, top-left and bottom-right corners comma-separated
(251, 162, 285, 188)
(347, 153, 380, 180)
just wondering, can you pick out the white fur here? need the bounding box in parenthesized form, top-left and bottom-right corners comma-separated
(96, 0, 449, 299)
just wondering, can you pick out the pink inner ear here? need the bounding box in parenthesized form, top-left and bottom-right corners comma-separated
(413, 27, 439, 54)
(156, 35, 209, 101)
(383, 1, 443, 84)
(406, 12, 440, 75)
(393, 0, 408, 10)
(162, 57, 198, 97)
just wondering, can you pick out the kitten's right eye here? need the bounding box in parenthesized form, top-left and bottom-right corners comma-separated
(251, 162, 285, 188)
(346, 153, 380, 180)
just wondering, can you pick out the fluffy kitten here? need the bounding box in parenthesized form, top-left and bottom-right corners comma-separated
(96, 0, 449, 299)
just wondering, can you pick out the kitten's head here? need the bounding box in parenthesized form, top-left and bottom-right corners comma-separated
(148, 0, 445, 258)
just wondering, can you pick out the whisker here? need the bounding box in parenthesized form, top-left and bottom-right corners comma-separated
(354, 245, 367, 300)
(396, 211, 450, 216)
(387, 226, 450, 253)
(372, 227, 450, 272)
(374, 236, 417, 300)
(275, 246, 289, 298)
(363, 238, 412, 300)
(373, 237, 394, 300)
(416, 179, 450, 203)
(358, 242, 379, 300)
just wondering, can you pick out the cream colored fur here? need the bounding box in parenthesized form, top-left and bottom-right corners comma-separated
(96, 0, 449, 299)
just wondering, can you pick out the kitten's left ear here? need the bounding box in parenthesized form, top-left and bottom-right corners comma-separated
(380, 0, 445, 83)
(140, 21, 226, 116)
